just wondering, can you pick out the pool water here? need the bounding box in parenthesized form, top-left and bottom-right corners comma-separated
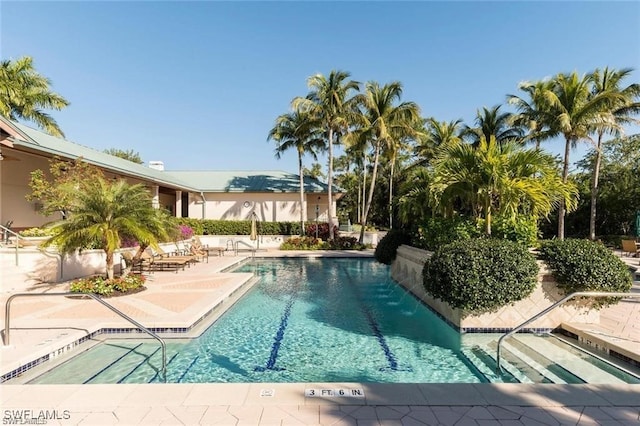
(31, 258, 497, 384)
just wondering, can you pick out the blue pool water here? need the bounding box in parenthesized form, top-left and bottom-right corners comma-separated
(32, 258, 492, 384)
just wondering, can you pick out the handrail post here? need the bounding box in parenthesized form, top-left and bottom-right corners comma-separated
(1, 224, 23, 266)
(496, 291, 640, 374)
(4, 292, 167, 382)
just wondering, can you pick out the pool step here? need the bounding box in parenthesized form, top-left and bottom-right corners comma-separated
(512, 334, 630, 384)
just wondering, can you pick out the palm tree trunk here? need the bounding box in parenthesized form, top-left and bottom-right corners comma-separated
(589, 133, 604, 241)
(557, 137, 572, 240)
(388, 158, 395, 229)
(485, 202, 492, 236)
(105, 250, 114, 280)
(328, 128, 335, 240)
(359, 142, 381, 244)
(298, 154, 305, 236)
(361, 156, 368, 223)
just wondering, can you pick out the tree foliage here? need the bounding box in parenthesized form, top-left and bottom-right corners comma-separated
(103, 148, 144, 164)
(26, 157, 104, 218)
(0, 56, 69, 137)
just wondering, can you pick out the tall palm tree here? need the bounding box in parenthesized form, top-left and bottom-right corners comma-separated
(508, 71, 619, 239)
(508, 80, 557, 150)
(268, 108, 325, 235)
(0, 56, 69, 137)
(430, 136, 577, 235)
(587, 67, 640, 240)
(463, 105, 523, 147)
(350, 81, 421, 242)
(293, 70, 360, 239)
(46, 177, 168, 279)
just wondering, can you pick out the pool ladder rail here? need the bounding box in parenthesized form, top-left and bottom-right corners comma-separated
(496, 291, 640, 374)
(3, 292, 167, 382)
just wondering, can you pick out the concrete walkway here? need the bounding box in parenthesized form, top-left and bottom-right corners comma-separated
(1, 249, 639, 425)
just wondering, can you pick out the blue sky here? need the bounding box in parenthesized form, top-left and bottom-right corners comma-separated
(2, 1, 639, 174)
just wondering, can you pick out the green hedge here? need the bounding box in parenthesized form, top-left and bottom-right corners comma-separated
(414, 217, 481, 251)
(175, 219, 302, 236)
(539, 239, 632, 295)
(423, 239, 539, 314)
(374, 229, 411, 265)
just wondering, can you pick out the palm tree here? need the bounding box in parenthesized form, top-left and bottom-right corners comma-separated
(0, 56, 69, 137)
(463, 105, 523, 147)
(413, 118, 464, 168)
(508, 72, 620, 239)
(430, 136, 577, 235)
(293, 70, 360, 239)
(508, 80, 557, 150)
(268, 108, 325, 235)
(46, 177, 168, 279)
(587, 67, 640, 240)
(349, 81, 421, 242)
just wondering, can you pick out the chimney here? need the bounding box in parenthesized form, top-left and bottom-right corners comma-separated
(148, 161, 164, 171)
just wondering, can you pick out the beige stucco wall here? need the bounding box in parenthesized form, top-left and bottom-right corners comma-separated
(0, 150, 65, 228)
(391, 245, 599, 331)
(190, 192, 333, 223)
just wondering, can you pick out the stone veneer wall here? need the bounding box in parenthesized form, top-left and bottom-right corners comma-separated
(390, 244, 599, 332)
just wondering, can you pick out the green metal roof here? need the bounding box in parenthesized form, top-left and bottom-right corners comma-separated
(1, 117, 337, 194)
(166, 170, 336, 193)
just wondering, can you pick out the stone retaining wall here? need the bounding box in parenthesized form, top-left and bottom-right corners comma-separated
(391, 244, 598, 332)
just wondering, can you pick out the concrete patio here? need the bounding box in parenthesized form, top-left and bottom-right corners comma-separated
(1, 249, 639, 425)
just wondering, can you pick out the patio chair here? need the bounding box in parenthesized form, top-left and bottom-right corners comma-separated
(621, 239, 640, 257)
(142, 251, 189, 273)
(121, 251, 152, 274)
(152, 246, 198, 265)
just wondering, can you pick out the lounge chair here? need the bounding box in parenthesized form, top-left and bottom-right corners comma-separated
(193, 236, 225, 257)
(142, 251, 189, 273)
(153, 246, 198, 265)
(121, 251, 151, 274)
(621, 239, 640, 257)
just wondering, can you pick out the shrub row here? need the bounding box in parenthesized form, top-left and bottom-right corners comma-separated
(175, 218, 304, 236)
(280, 236, 366, 251)
(70, 274, 146, 297)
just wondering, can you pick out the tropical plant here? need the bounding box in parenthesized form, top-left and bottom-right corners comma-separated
(413, 118, 464, 168)
(508, 71, 622, 239)
(463, 105, 523, 147)
(0, 56, 69, 137)
(268, 107, 325, 235)
(586, 67, 640, 240)
(45, 177, 169, 279)
(293, 70, 360, 240)
(429, 136, 577, 235)
(348, 81, 421, 242)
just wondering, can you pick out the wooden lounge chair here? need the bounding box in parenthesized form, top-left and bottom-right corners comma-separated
(621, 239, 640, 257)
(153, 246, 198, 265)
(193, 236, 225, 257)
(121, 251, 151, 274)
(141, 251, 189, 272)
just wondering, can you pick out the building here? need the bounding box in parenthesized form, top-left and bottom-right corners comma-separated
(0, 116, 340, 231)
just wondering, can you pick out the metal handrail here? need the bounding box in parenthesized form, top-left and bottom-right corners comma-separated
(4, 292, 167, 382)
(496, 291, 640, 373)
(0, 224, 23, 266)
(234, 240, 256, 258)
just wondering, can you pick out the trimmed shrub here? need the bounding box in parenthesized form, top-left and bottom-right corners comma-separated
(18, 227, 53, 237)
(539, 239, 632, 295)
(414, 217, 481, 251)
(326, 236, 366, 250)
(423, 239, 539, 314)
(374, 228, 411, 265)
(175, 218, 204, 235)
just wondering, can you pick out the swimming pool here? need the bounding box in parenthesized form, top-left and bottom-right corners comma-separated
(27, 258, 639, 384)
